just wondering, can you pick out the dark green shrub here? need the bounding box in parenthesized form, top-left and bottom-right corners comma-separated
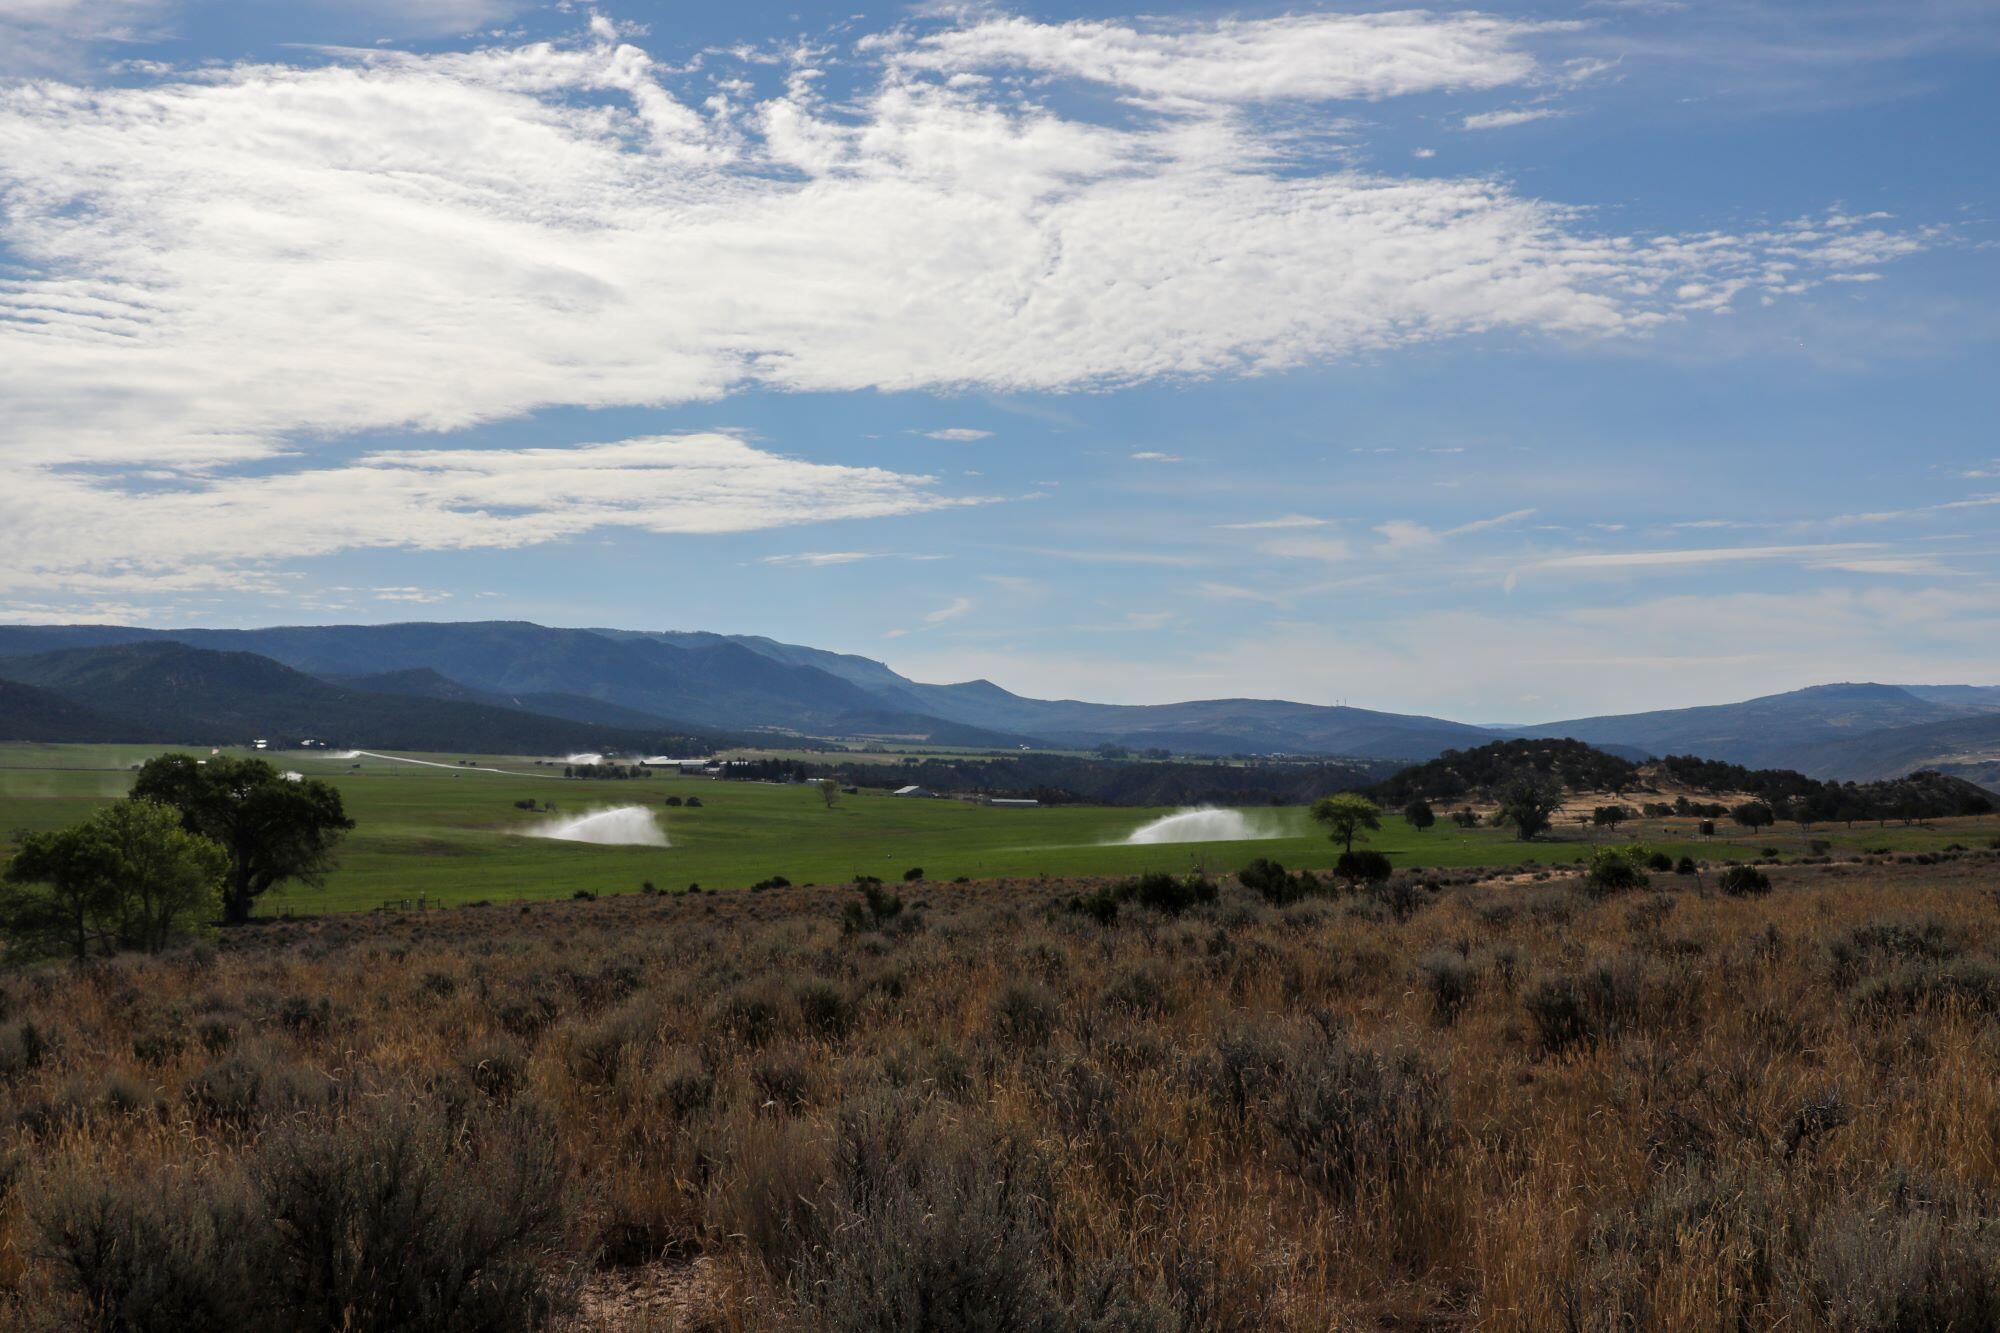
(1334, 850, 1393, 886)
(1127, 871, 1218, 916)
(1718, 864, 1772, 897)
(1583, 846, 1651, 898)
(1065, 889, 1119, 925)
(1368, 876, 1427, 922)
(1238, 857, 1316, 905)
(840, 883, 904, 934)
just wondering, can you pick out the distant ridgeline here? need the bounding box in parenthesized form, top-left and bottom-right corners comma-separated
(1367, 738, 1994, 822)
(719, 754, 1396, 807)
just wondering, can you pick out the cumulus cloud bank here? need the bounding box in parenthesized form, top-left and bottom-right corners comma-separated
(0, 10, 1931, 593)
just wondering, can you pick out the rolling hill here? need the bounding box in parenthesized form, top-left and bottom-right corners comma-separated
(0, 679, 169, 744)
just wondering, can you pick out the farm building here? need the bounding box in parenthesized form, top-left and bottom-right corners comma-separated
(892, 785, 935, 798)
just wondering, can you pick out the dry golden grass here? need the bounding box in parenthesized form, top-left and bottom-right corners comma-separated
(1, 850, 1998, 1329)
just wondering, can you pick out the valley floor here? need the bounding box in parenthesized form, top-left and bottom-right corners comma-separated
(3, 742, 1993, 913)
(4, 852, 2000, 1327)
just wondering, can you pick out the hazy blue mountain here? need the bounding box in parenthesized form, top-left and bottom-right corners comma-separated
(1780, 712, 2000, 790)
(1513, 683, 1986, 770)
(585, 628, 1500, 757)
(3, 622, 1995, 775)
(1898, 685, 2000, 712)
(0, 642, 719, 754)
(326, 668, 693, 732)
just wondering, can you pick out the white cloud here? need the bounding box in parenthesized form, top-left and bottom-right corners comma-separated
(1261, 535, 1353, 563)
(1130, 451, 1183, 463)
(0, 434, 963, 595)
(758, 552, 878, 567)
(924, 596, 974, 625)
(1461, 106, 1565, 130)
(1076, 610, 1178, 633)
(1215, 514, 1324, 530)
(869, 12, 1557, 105)
(0, 21, 1936, 586)
(887, 592, 975, 638)
(1812, 556, 1962, 576)
(1376, 506, 1536, 551)
(1196, 581, 1285, 604)
(1533, 541, 1881, 571)
(1018, 547, 1208, 567)
(920, 427, 994, 441)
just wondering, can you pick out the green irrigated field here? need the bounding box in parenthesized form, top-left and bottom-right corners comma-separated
(2, 742, 1994, 915)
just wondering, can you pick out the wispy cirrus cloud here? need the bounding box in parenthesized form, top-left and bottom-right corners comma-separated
(0, 434, 964, 596)
(1375, 507, 1536, 552)
(1215, 514, 1327, 531)
(0, 13, 1937, 594)
(867, 10, 1561, 106)
(759, 550, 949, 567)
(1533, 541, 1884, 571)
(884, 593, 975, 639)
(1461, 106, 1566, 130)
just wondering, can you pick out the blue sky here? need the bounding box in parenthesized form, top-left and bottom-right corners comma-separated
(0, 0, 1995, 721)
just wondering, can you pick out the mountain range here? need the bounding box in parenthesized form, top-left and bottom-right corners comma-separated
(0, 621, 1995, 790)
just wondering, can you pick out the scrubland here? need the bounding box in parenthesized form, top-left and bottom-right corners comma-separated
(3, 849, 2000, 1329)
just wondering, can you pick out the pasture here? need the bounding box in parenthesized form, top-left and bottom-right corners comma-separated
(1, 742, 1993, 915)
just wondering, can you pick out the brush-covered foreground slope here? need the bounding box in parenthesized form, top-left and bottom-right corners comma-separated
(0, 643, 718, 754)
(7, 853, 2000, 1328)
